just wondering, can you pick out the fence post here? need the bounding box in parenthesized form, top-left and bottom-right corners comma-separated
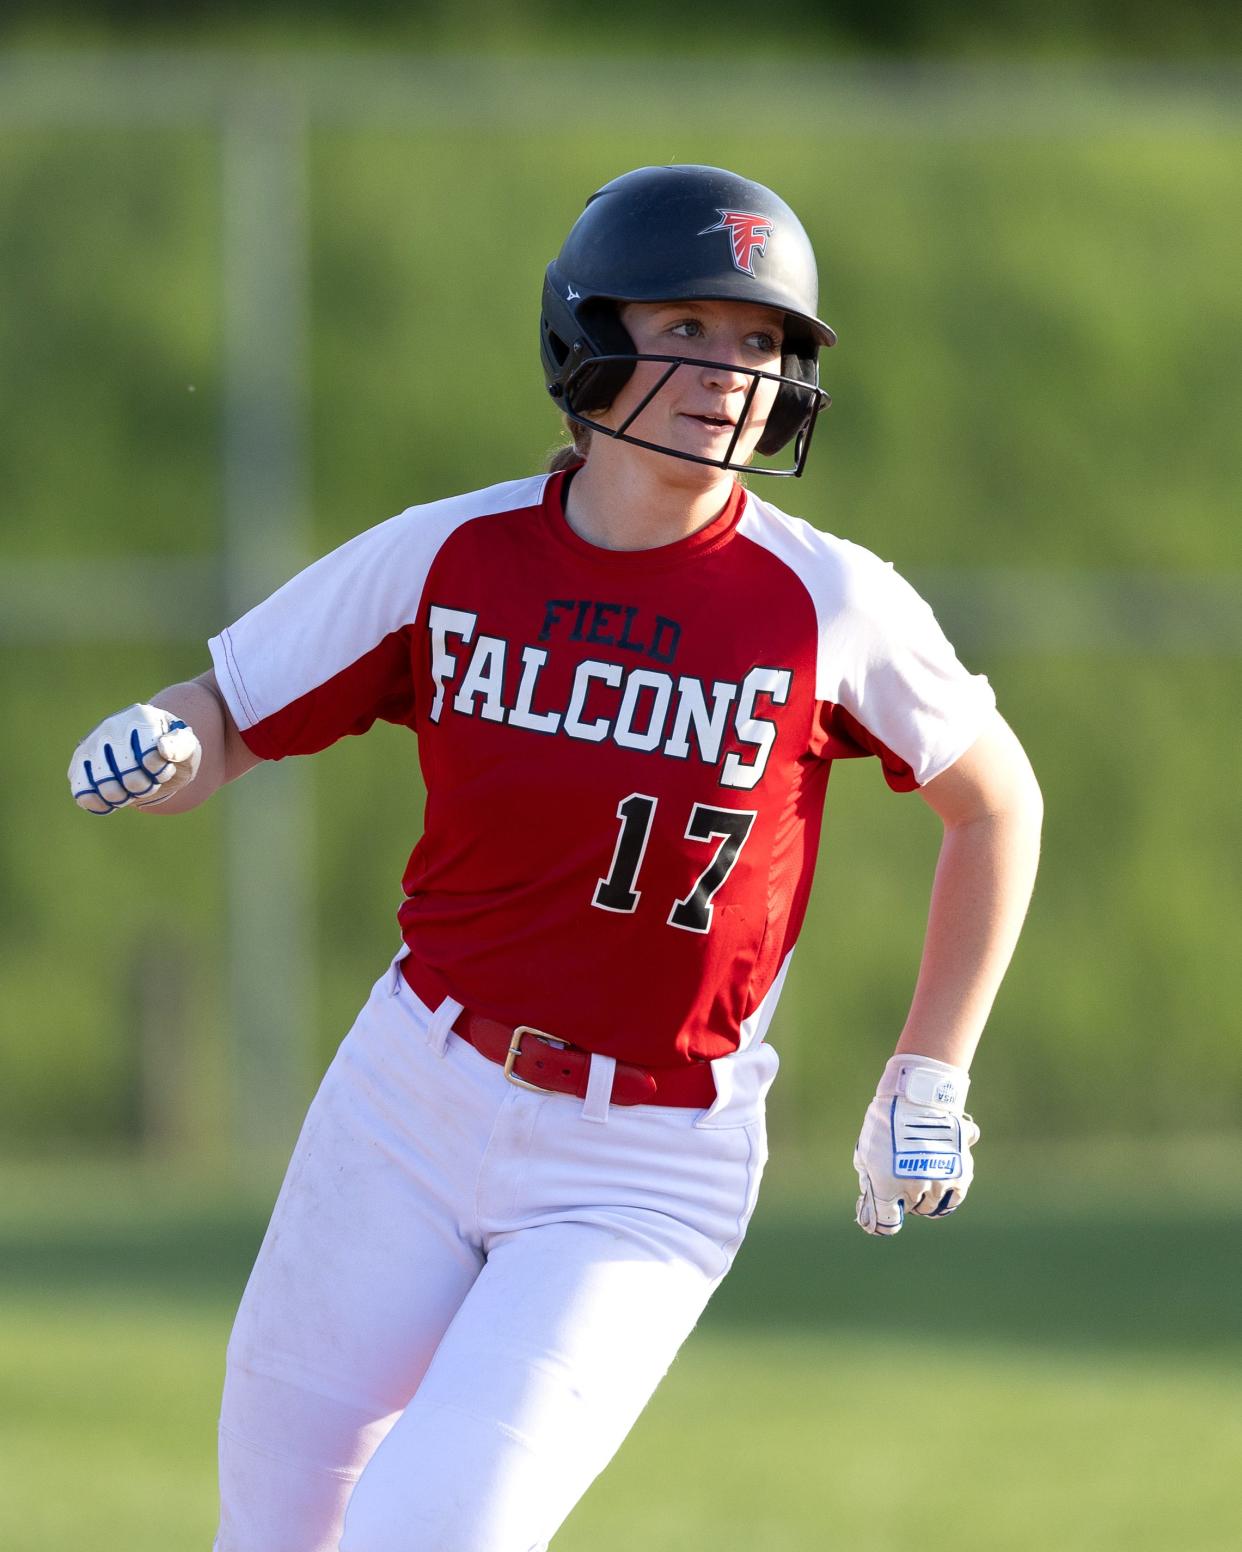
(220, 86, 316, 1158)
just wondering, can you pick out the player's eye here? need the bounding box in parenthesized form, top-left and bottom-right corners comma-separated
(669, 319, 705, 339)
(747, 331, 781, 356)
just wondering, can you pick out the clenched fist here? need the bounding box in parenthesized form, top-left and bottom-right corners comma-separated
(69, 703, 202, 814)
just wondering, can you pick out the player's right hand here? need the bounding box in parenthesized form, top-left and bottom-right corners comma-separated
(68, 703, 202, 814)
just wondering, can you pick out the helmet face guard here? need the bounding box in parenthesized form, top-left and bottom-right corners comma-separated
(540, 164, 835, 478)
(552, 351, 830, 478)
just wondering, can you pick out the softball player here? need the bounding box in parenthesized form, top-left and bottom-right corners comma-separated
(68, 165, 1042, 1552)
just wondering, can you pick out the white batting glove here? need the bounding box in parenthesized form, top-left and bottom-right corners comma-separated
(68, 703, 202, 814)
(853, 1054, 979, 1237)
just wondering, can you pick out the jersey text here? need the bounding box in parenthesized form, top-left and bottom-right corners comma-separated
(427, 604, 791, 790)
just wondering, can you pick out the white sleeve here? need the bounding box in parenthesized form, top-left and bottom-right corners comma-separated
(209, 510, 427, 745)
(819, 544, 996, 786)
(207, 476, 547, 758)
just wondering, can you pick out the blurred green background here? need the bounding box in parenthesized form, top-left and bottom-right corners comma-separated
(2, 8, 1240, 1550)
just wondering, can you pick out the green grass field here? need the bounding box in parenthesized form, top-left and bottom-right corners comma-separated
(3, 1154, 1239, 1551)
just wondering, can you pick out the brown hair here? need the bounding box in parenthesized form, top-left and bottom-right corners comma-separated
(546, 417, 591, 472)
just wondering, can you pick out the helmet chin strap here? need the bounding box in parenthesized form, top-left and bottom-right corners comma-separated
(557, 353, 824, 478)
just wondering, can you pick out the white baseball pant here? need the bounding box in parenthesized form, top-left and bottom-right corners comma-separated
(214, 957, 775, 1552)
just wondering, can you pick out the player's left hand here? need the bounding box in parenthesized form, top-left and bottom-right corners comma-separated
(853, 1054, 979, 1237)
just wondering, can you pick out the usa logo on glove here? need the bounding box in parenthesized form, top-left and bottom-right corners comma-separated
(853, 1055, 980, 1237)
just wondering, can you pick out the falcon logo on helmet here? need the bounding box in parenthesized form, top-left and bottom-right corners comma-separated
(698, 210, 774, 277)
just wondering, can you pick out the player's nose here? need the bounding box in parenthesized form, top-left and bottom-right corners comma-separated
(699, 354, 750, 393)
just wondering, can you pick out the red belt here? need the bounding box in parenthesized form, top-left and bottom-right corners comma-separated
(453, 1010, 716, 1108)
(400, 957, 716, 1109)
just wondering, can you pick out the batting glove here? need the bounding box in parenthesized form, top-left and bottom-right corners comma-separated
(853, 1054, 979, 1237)
(68, 703, 202, 814)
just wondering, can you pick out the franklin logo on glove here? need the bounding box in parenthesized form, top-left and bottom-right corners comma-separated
(895, 1153, 960, 1177)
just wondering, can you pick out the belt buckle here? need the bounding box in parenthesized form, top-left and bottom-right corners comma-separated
(503, 1025, 565, 1095)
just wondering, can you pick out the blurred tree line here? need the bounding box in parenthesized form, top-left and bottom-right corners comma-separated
(3, 0, 1242, 57)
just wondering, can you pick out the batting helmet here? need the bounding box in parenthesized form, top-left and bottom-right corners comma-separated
(540, 164, 835, 477)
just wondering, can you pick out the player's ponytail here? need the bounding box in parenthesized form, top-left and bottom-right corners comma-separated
(546, 417, 591, 472)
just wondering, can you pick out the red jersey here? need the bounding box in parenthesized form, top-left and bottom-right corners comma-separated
(209, 470, 994, 1067)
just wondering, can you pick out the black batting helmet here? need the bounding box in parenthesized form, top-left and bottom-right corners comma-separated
(540, 164, 835, 477)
